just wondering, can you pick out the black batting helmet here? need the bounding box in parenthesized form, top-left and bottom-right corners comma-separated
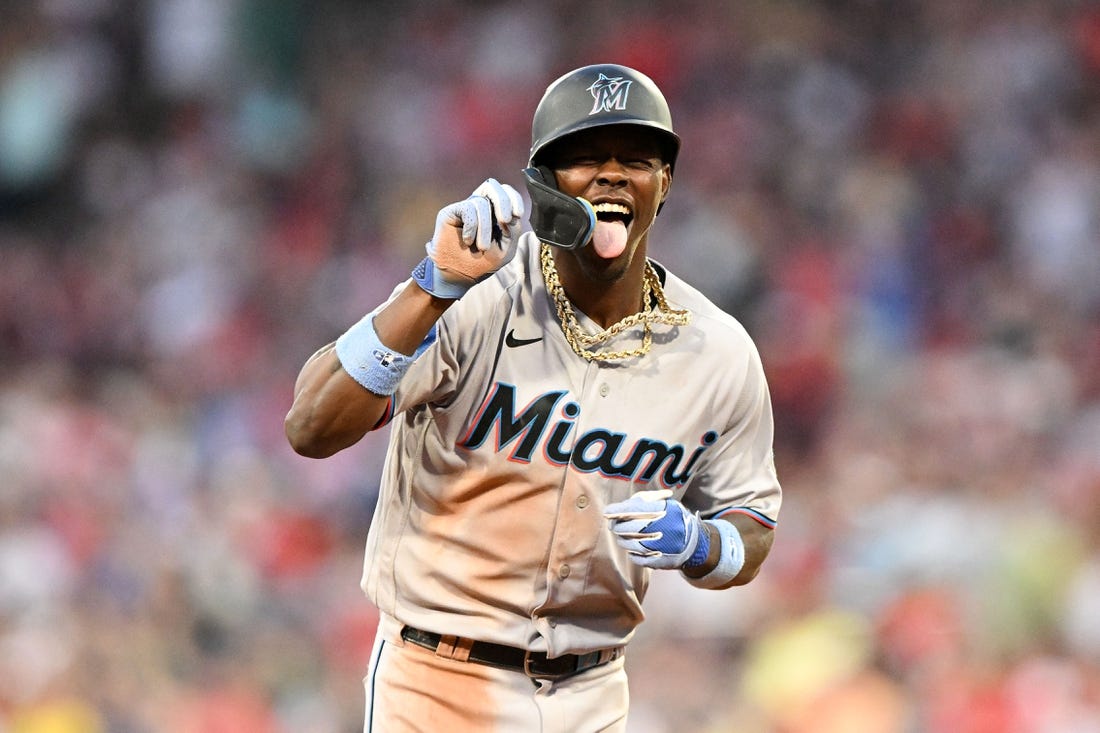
(528, 64, 680, 172)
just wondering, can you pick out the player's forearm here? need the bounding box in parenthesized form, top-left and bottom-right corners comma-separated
(681, 514, 774, 588)
(726, 514, 774, 585)
(371, 282, 455, 353)
(285, 284, 453, 458)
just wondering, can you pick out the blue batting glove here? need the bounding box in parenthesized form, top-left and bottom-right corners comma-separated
(604, 489, 710, 570)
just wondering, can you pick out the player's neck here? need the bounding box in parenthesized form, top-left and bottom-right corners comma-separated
(552, 247, 649, 329)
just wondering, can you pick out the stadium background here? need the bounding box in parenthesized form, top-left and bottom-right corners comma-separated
(2, 1, 1100, 731)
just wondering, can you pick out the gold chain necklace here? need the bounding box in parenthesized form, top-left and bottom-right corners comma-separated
(539, 243, 690, 361)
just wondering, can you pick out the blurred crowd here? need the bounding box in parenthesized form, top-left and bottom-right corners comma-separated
(2, 0, 1100, 731)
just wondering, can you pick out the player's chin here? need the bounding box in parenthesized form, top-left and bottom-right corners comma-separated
(580, 245, 633, 281)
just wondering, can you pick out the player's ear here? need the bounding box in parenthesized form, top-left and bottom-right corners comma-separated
(658, 163, 672, 203)
(654, 163, 673, 216)
(536, 165, 557, 189)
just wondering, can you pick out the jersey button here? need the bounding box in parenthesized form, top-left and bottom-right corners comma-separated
(599, 383, 610, 397)
(576, 495, 589, 509)
(558, 564, 571, 579)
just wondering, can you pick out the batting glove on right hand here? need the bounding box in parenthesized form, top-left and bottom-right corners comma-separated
(413, 178, 524, 299)
(604, 489, 711, 570)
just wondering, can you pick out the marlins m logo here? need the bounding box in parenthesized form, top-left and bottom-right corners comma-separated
(588, 73, 632, 115)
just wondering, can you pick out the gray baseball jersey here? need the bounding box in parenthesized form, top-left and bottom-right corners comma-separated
(360, 232, 780, 658)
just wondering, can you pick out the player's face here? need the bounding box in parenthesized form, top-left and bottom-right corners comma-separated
(548, 126, 671, 279)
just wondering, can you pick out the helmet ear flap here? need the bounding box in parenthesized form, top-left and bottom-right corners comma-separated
(522, 166, 596, 250)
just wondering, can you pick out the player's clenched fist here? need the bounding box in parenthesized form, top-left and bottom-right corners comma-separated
(605, 489, 748, 586)
(604, 489, 708, 570)
(412, 178, 524, 299)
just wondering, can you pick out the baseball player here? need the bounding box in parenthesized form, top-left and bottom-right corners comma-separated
(286, 63, 781, 732)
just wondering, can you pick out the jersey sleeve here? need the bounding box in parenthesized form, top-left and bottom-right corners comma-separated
(679, 334, 781, 528)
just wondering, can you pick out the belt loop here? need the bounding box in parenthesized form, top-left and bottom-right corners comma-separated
(434, 634, 473, 662)
(435, 635, 458, 659)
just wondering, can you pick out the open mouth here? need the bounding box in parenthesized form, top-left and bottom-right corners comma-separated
(592, 202, 633, 228)
(589, 202, 633, 258)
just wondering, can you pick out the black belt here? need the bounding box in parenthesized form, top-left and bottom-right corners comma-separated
(400, 625, 621, 681)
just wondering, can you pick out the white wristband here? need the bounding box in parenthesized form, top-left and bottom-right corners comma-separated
(681, 519, 745, 589)
(335, 315, 426, 396)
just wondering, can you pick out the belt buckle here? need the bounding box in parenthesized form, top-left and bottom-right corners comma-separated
(523, 650, 569, 681)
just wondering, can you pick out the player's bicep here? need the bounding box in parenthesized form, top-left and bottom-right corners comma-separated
(285, 343, 394, 457)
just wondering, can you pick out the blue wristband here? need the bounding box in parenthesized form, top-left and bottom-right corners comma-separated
(335, 314, 427, 396)
(681, 519, 745, 589)
(412, 256, 473, 300)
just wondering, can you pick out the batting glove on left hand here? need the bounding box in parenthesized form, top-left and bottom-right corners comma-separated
(414, 178, 524, 299)
(604, 489, 710, 570)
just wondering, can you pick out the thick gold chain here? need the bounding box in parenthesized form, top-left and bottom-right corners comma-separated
(539, 243, 690, 361)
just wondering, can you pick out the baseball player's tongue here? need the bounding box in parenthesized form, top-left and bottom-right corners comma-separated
(592, 219, 628, 259)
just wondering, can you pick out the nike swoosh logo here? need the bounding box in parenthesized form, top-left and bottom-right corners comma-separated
(505, 329, 543, 348)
